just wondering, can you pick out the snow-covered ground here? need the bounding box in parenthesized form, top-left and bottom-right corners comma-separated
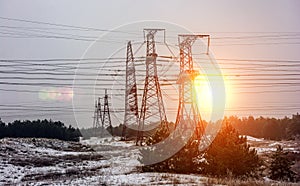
(0, 137, 210, 185)
(79, 137, 209, 185)
(0, 138, 105, 185)
(0, 136, 298, 185)
(245, 135, 300, 154)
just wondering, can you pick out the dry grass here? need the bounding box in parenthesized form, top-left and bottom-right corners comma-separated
(206, 177, 298, 186)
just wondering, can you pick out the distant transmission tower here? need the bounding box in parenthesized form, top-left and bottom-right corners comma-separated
(102, 89, 113, 136)
(92, 97, 103, 136)
(93, 97, 102, 129)
(122, 41, 139, 140)
(175, 34, 210, 137)
(137, 29, 168, 145)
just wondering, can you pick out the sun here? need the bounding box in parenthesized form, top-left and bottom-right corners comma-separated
(194, 74, 231, 121)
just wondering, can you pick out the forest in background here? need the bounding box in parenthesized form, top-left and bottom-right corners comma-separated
(0, 119, 81, 141)
(226, 113, 300, 140)
(109, 113, 300, 141)
(0, 113, 299, 142)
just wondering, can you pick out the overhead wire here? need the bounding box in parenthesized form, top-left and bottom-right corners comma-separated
(0, 16, 299, 120)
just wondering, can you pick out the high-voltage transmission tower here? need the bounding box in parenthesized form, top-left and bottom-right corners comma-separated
(93, 90, 113, 137)
(93, 97, 102, 129)
(175, 34, 210, 137)
(102, 89, 113, 136)
(137, 29, 168, 145)
(121, 41, 139, 140)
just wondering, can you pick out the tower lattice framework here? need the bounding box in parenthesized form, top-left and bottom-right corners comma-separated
(175, 34, 210, 137)
(137, 29, 168, 145)
(122, 41, 139, 140)
(93, 97, 102, 129)
(102, 89, 113, 136)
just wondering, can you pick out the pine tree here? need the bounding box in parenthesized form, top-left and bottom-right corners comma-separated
(144, 124, 170, 145)
(139, 122, 262, 177)
(269, 145, 296, 182)
(202, 123, 262, 178)
(0, 118, 6, 138)
(139, 124, 201, 173)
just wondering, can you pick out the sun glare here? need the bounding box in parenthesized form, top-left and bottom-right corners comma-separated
(194, 74, 231, 121)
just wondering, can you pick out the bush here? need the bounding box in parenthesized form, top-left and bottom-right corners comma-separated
(140, 124, 201, 173)
(269, 145, 296, 182)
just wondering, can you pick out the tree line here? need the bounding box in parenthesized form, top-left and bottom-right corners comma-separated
(224, 113, 300, 140)
(0, 119, 81, 142)
(114, 114, 300, 141)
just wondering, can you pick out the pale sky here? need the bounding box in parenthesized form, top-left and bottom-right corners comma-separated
(0, 0, 299, 128)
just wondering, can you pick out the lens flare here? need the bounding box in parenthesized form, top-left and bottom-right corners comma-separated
(39, 88, 73, 101)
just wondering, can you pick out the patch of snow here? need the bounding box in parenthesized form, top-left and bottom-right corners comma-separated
(253, 147, 277, 154)
(268, 142, 283, 147)
(81, 136, 134, 148)
(245, 135, 264, 142)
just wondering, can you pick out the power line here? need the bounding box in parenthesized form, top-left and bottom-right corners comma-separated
(0, 16, 139, 35)
(1, 22, 300, 42)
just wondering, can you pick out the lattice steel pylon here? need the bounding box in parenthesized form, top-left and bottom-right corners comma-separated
(121, 41, 139, 140)
(93, 97, 102, 129)
(175, 34, 210, 137)
(102, 89, 113, 136)
(92, 97, 103, 136)
(137, 29, 168, 145)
